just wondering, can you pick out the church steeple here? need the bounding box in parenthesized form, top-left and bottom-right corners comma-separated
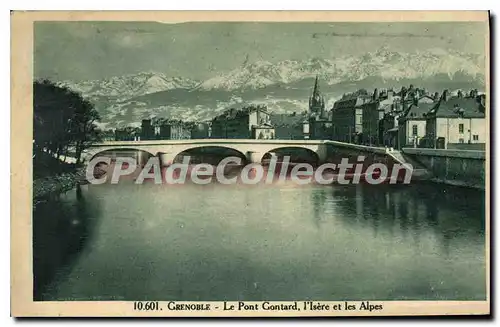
(309, 75, 325, 117)
(313, 75, 320, 97)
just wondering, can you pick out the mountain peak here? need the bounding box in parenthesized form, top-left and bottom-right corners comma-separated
(246, 60, 273, 69)
(60, 72, 200, 100)
(198, 48, 483, 91)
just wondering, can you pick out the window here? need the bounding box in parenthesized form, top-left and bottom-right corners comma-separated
(459, 124, 464, 134)
(412, 125, 418, 136)
(473, 135, 479, 141)
(459, 138, 464, 144)
(355, 114, 362, 125)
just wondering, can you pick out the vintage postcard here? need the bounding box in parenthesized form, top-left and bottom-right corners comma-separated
(11, 11, 490, 317)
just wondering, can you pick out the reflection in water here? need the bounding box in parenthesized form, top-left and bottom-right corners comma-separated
(34, 180, 486, 301)
(33, 185, 100, 300)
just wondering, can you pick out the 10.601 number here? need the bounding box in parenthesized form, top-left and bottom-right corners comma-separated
(133, 301, 161, 311)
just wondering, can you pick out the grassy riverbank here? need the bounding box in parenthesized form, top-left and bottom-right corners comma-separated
(33, 150, 87, 204)
(33, 170, 85, 202)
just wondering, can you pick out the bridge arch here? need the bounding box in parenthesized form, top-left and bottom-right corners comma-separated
(85, 148, 156, 180)
(170, 146, 248, 165)
(89, 148, 155, 163)
(261, 146, 320, 165)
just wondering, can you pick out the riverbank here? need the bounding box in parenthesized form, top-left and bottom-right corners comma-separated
(401, 148, 486, 191)
(33, 169, 86, 205)
(428, 177, 485, 190)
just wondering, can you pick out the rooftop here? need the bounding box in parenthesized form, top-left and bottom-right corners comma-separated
(427, 95, 485, 118)
(213, 105, 269, 121)
(402, 102, 436, 120)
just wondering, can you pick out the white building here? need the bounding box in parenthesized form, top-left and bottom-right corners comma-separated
(424, 90, 486, 150)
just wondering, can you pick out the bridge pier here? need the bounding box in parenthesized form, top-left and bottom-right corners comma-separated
(316, 144, 329, 165)
(157, 152, 178, 166)
(137, 150, 148, 166)
(246, 151, 265, 164)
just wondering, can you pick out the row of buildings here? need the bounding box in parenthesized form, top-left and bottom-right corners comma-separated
(303, 77, 486, 150)
(327, 84, 486, 150)
(210, 104, 276, 139)
(107, 106, 280, 141)
(139, 118, 194, 140)
(105, 118, 204, 141)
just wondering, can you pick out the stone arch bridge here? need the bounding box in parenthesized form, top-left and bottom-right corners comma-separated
(83, 139, 338, 166)
(83, 139, 403, 168)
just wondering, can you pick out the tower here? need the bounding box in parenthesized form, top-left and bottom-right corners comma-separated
(309, 75, 325, 118)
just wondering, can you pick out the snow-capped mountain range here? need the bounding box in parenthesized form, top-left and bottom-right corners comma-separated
(60, 72, 199, 101)
(57, 47, 485, 128)
(197, 47, 484, 91)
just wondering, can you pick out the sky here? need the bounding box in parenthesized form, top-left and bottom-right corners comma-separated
(34, 21, 486, 82)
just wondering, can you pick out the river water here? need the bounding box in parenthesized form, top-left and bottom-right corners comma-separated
(34, 179, 486, 301)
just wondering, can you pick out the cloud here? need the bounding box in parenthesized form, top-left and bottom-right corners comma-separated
(111, 32, 155, 48)
(34, 21, 485, 82)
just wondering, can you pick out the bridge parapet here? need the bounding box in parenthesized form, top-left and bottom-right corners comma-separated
(324, 140, 389, 155)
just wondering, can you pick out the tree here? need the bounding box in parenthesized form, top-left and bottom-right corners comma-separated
(33, 79, 101, 166)
(69, 98, 102, 164)
(34, 80, 78, 159)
